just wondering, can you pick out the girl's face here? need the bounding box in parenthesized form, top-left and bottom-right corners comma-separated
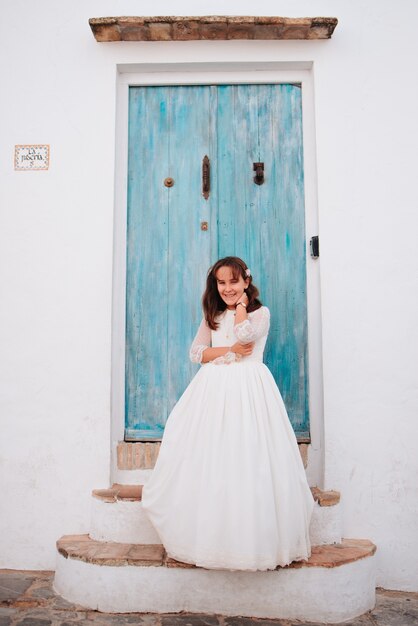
(215, 266, 249, 310)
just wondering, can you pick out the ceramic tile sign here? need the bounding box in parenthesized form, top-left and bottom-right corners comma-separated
(14, 145, 50, 171)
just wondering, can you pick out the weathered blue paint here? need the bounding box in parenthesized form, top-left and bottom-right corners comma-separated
(126, 86, 213, 439)
(216, 84, 308, 436)
(126, 84, 309, 440)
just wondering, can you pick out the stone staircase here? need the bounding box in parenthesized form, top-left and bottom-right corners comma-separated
(53, 444, 377, 622)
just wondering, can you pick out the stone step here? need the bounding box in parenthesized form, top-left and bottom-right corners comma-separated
(114, 441, 311, 486)
(310, 486, 342, 545)
(116, 441, 310, 470)
(53, 534, 376, 622)
(90, 484, 160, 544)
(113, 468, 153, 485)
(90, 484, 342, 546)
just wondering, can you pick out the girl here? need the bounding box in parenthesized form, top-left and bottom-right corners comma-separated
(141, 256, 314, 571)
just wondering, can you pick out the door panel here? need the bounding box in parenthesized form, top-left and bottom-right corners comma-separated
(126, 83, 309, 440)
(217, 84, 309, 436)
(126, 86, 213, 439)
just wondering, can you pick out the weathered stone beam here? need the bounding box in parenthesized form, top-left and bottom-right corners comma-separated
(89, 16, 338, 42)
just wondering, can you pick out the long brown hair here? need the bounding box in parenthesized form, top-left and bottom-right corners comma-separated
(202, 257, 262, 330)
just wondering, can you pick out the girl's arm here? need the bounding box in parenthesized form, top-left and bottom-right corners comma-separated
(234, 294, 249, 325)
(189, 318, 211, 363)
(201, 342, 254, 363)
(233, 306, 270, 343)
(190, 318, 254, 364)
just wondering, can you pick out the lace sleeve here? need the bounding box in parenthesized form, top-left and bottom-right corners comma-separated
(211, 351, 238, 365)
(189, 318, 211, 363)
(233, 306, 270, 343)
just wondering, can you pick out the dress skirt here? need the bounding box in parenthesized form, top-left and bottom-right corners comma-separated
(141, 359, 315, 571)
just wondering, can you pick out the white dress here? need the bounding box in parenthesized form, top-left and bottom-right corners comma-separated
(141, 306, 315, 571)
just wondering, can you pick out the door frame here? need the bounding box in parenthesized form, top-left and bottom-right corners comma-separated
(111, 62, 324, 484)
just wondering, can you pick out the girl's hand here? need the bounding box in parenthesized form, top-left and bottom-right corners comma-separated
(231, 341, 254, 356)
(236, 292, 249, 307)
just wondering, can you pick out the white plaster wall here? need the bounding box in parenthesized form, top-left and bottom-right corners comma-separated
(0, 0, 417, 591)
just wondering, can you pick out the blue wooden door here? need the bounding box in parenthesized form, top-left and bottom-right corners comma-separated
(126, 84, 309, 441)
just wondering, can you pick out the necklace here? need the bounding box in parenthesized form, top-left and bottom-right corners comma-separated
(224, 309, 236, 340)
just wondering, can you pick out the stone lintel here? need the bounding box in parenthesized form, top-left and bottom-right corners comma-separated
(89, 16, 338, 42)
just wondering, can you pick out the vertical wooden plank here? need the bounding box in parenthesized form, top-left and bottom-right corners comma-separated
(167, 86, 214, 410)
(217, 84, 265, 271)
(261, 84, 309, 435)
(125, 86, 170, 438)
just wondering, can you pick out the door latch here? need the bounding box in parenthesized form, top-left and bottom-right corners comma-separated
(253, 162, 264, 185)
(310, 236, 319, 258)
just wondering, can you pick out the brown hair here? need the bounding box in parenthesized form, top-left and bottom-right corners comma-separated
(202, 256, 262, 330)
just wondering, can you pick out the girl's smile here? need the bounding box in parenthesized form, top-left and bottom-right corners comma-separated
(216, 266, 249, 310)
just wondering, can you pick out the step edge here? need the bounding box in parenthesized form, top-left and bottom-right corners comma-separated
(92, 484, 143, 502)
(56, 535, 376, 570)
(91, 485, 340, 506)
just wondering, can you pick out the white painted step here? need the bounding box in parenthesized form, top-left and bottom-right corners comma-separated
(90, 496, 161, 544)
(53, 535, 376, 623)
(89, 484, 342, 546)
(310, 500, 342, 545)
(113, 468, 152, 485)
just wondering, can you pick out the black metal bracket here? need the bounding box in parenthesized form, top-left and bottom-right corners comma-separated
(310, 236, 319, 259)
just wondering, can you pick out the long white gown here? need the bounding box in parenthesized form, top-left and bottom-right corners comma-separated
(141, 306, 315, 571)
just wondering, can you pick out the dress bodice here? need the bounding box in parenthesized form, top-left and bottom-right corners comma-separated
(190, 306, 270, 364)
(211, 308, 269, 362)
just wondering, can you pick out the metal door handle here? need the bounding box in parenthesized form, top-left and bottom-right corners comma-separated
(253, 162, 264, 185)
(202, 155, 210, 199)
